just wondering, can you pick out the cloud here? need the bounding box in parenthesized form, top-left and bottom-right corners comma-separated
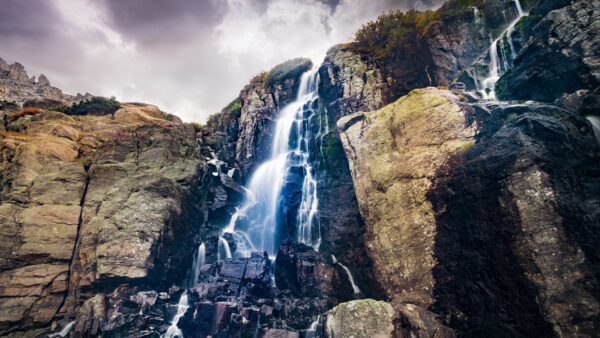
(0, 0, 445, 122)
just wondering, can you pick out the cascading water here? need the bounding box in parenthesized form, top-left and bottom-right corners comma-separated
(217, 237, 232, 261)
(586, 116, 600, 144)
(478, 0, 527, 99)
(190, 243, 205, 286)
(48, 321, 75, 338)
(163, 293, 189, 338)
(222, 68, 322, 255)
(305, 315, 321, 338)
(331, 255, 362, 295)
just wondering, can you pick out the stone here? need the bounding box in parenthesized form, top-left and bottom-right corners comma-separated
(275, 241, 353, 301)
(338, 87, 600, 336)
(496, 0, 600, 102)
(324, 299, 396, 338)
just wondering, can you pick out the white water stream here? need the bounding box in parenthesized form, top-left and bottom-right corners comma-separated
(222, 68, 322, 255)
(163, 292, 189, 338)
(479, 0, 527, 99)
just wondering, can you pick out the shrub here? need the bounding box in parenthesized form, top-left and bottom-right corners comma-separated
(223, 98, 242, 123)
(6, 108, 42, 122)
(191, 122, 203, 132)
(266, 58, 312, 87)
(55, 96, 121, 116)
(347, 0, 486, 60)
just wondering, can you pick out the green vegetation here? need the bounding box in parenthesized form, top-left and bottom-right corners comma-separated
(223, 97, 242, 123)
(347, 0, 485, 59)
(191, 122, 203, 132)
(266, 58, 312, 87)
(250, 58, 312, 89)
(55, 97, 121, 116)
(321, 132, 346, 171)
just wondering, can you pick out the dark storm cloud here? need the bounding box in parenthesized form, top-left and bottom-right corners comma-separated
(0, 0, 62, 38)
(101, 0, 227, 45)
(0, 0, 449, 122)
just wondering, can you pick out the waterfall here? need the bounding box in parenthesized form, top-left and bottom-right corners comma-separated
(217, 237, 232, 261)
(473, 7, 481, 24)
(305, 315, 321, 338)
(191, 243, 205, 285)
(48, 320, 75, 338)
(163, 293, 189, 338)
(331, 255, 362, 295)
(478, 0, 527, 99)
(514, 0, 524, 16)
(586, 116, 600, 144)
(222, 68, 322, 255)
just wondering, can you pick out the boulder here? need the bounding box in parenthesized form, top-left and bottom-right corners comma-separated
(324, 299, 396, 338)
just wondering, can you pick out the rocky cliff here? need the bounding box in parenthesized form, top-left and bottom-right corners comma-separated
(338, 88, 600, 336)
(1, 0, 600, 336)
(0, 87, 240, 335)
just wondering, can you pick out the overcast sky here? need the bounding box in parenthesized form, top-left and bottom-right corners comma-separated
(0, 0, 445, 122)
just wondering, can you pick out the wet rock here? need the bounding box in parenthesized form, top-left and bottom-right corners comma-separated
(338, 87, 600, 335)
(275, 241, 353, 301)
(496, 0, 600, 102)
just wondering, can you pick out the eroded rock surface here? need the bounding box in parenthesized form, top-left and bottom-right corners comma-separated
(0, 103, 225, 335)
(339, 87, 600, 336)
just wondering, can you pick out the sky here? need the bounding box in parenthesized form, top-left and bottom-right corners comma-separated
(0, 0, 445, 122)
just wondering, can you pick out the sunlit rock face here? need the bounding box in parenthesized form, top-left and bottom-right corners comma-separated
(338, 87, 600, 336)
(0, 102, 232, 335)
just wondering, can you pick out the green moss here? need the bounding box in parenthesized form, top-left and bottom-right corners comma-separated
(321, 133, 346, 170)
(460, 141, 475, 151)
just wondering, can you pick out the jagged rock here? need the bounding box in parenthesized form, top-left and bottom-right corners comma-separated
(37, 74, 50, 87)
(274, 241, 353, 301)
(338, 87, 600, 335)
(324, 299, 396, 338)
(496, 0, 600, 102)
(0, 57, 86, 109)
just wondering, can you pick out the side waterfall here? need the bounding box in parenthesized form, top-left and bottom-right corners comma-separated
(331, 255, 362, 295)
(163, 292, 189, 338)
(222, 68, 322, 255)
(479, 0, 527, 99)
(190, 243, 205, 286)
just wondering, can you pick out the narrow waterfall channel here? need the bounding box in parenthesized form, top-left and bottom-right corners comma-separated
(478, 0, 527, 99)
(222, 68, 323, 256)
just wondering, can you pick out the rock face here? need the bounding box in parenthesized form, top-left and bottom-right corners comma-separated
(275, 241, 353, 301)
(496, 0, 600, 103)
(339, 87, 600, 336)
(324, 299, 396, 338)
(0, 103, 233, 335)
(338, 88, 476, 303)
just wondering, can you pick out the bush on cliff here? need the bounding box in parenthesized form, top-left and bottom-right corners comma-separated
(56, 96, 121, 116)
(250, 58, 312, 88)
(347, 0, 485, 59)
